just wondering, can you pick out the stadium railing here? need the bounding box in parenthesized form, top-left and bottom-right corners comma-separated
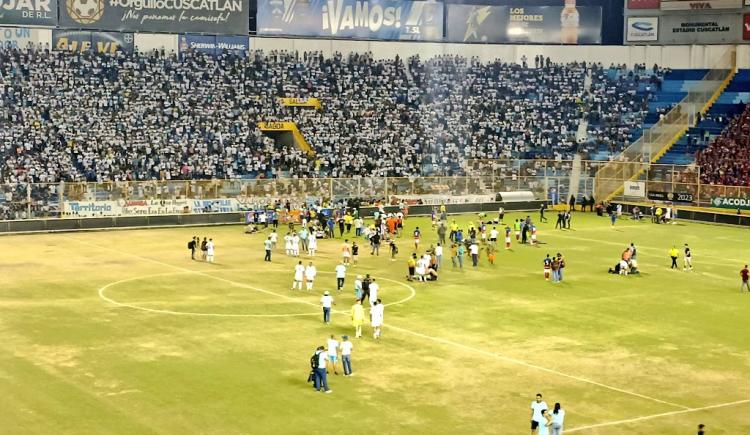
(1, 160, 747, 223)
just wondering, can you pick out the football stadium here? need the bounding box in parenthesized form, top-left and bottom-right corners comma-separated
(2, 0, 750, 434)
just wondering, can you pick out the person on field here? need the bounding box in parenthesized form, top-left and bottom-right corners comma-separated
(351, 300, 365, 338)
(530, 393, 548, 435)
(201, 237, 208, 260)
(188, 236, 197, 260)
(740, 265, 750, 293)
(369, 278, 379, 307)
(206, 238, 215, 263)
(340, 335, 353, 376)
(326, 335, 339, 375)
(538, 409, 552, 435)
(669, 246, 680, 269)
(335, 262, 347, 292)
(305, 262, 317, 291)
(264, 236, 272, 262)
(320, 291, 335, 324)
(550, 403, 565, 435)
(292, 261, 305, 290)
(308, 232, 317, 257)
(370, 298, 384, 339)
(311, 346, 332, 393)
(683, 244, 693, 271)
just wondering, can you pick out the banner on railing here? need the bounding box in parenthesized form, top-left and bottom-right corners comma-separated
(0, 0, 57, 26)
(648, 191, 695, 204)
(178, 34, 249, 57)
(710, 195, 750, 210)
(53, 30, 134, 53)
(624, 181, 647, 197)
(257, 0, 443, 41)
(58, 0, 249, 34)
(445, 5, 602, 44)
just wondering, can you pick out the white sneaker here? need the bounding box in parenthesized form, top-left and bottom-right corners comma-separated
(325, 390, 332, 394)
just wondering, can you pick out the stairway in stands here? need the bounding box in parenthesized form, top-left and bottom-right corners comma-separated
(587, 69, 707, 161)
(655, 69, 750, 166)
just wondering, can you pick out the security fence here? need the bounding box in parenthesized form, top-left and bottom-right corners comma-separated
(2, 159, 748, 222)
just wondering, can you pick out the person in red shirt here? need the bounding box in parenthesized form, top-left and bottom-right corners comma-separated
(741, 265, 750, 293)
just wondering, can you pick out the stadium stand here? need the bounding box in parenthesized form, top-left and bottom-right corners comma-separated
(695, 104, 750, 187)
(1, 47, 666, 184)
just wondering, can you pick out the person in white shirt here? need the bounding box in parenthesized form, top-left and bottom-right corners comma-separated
(292, 261, 305, 290)
(550, 403, 565, 435)
(370, 298, 384, 339)
(305, 262, 317, 291)
(369, 278, 379, 307)
(291, 233, 300, 257)
(470, 241, 479, 267)
(326, 335, 339, 375)
(308, 233, 317, 256)
(340, 335, 353, 376)
(530, 393, 549, 435)
(206, 239, 215, 263)
(489, 227, 499, 242)
(312, 346, 331, 393)
(335, 262, 347, 292)
(320, 291, 334, 323)
(284, 233, 292, 256)
(435, 243, 443, 269)
(269, 230, 278, 249)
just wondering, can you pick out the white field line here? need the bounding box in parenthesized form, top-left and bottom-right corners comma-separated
(70, 236, 691, 411)
(565, 399, 750, 432)
(97, 269, 416, 318)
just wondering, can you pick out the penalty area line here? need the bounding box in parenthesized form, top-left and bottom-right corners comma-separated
(565, 398, 750, 432)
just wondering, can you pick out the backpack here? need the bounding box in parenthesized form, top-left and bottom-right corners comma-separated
(310, 352, 319, 369)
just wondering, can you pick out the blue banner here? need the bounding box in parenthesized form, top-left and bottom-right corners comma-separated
(178, 34, 249, 56)
(446, 5, 602, 44)
(257, 0, 443, 41)
(52, 30, 134, 53)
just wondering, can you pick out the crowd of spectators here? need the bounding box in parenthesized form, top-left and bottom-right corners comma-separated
(696, 105, 750, 186)
(1, 46, 663, 189)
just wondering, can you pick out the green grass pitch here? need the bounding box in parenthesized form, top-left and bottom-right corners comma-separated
(1, 211, 749, 434)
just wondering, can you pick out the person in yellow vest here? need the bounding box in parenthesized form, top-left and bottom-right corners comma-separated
(344, 213, 354, 233)
(351, 300, 365, 339)
(449, 220, 459, 242)
(669, 246, 679, 269)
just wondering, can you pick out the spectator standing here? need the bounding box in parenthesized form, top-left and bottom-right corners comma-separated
(669, 246, 680, 269)
(530, 393, 548, 435)
(340, 335, 353, 376)
(326, 335, 339, 375)
(550, 403, 565, 435)
(335, 262, 347, 292)
(351, 300, 365, 338)
(312, 346, 332, 393)
(740, 265, 750, 293)
(264, 236, 272, 262)
(370, 299, 384, 340)
(188, 236, 197, 260)
(320, 291, 334, 324)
